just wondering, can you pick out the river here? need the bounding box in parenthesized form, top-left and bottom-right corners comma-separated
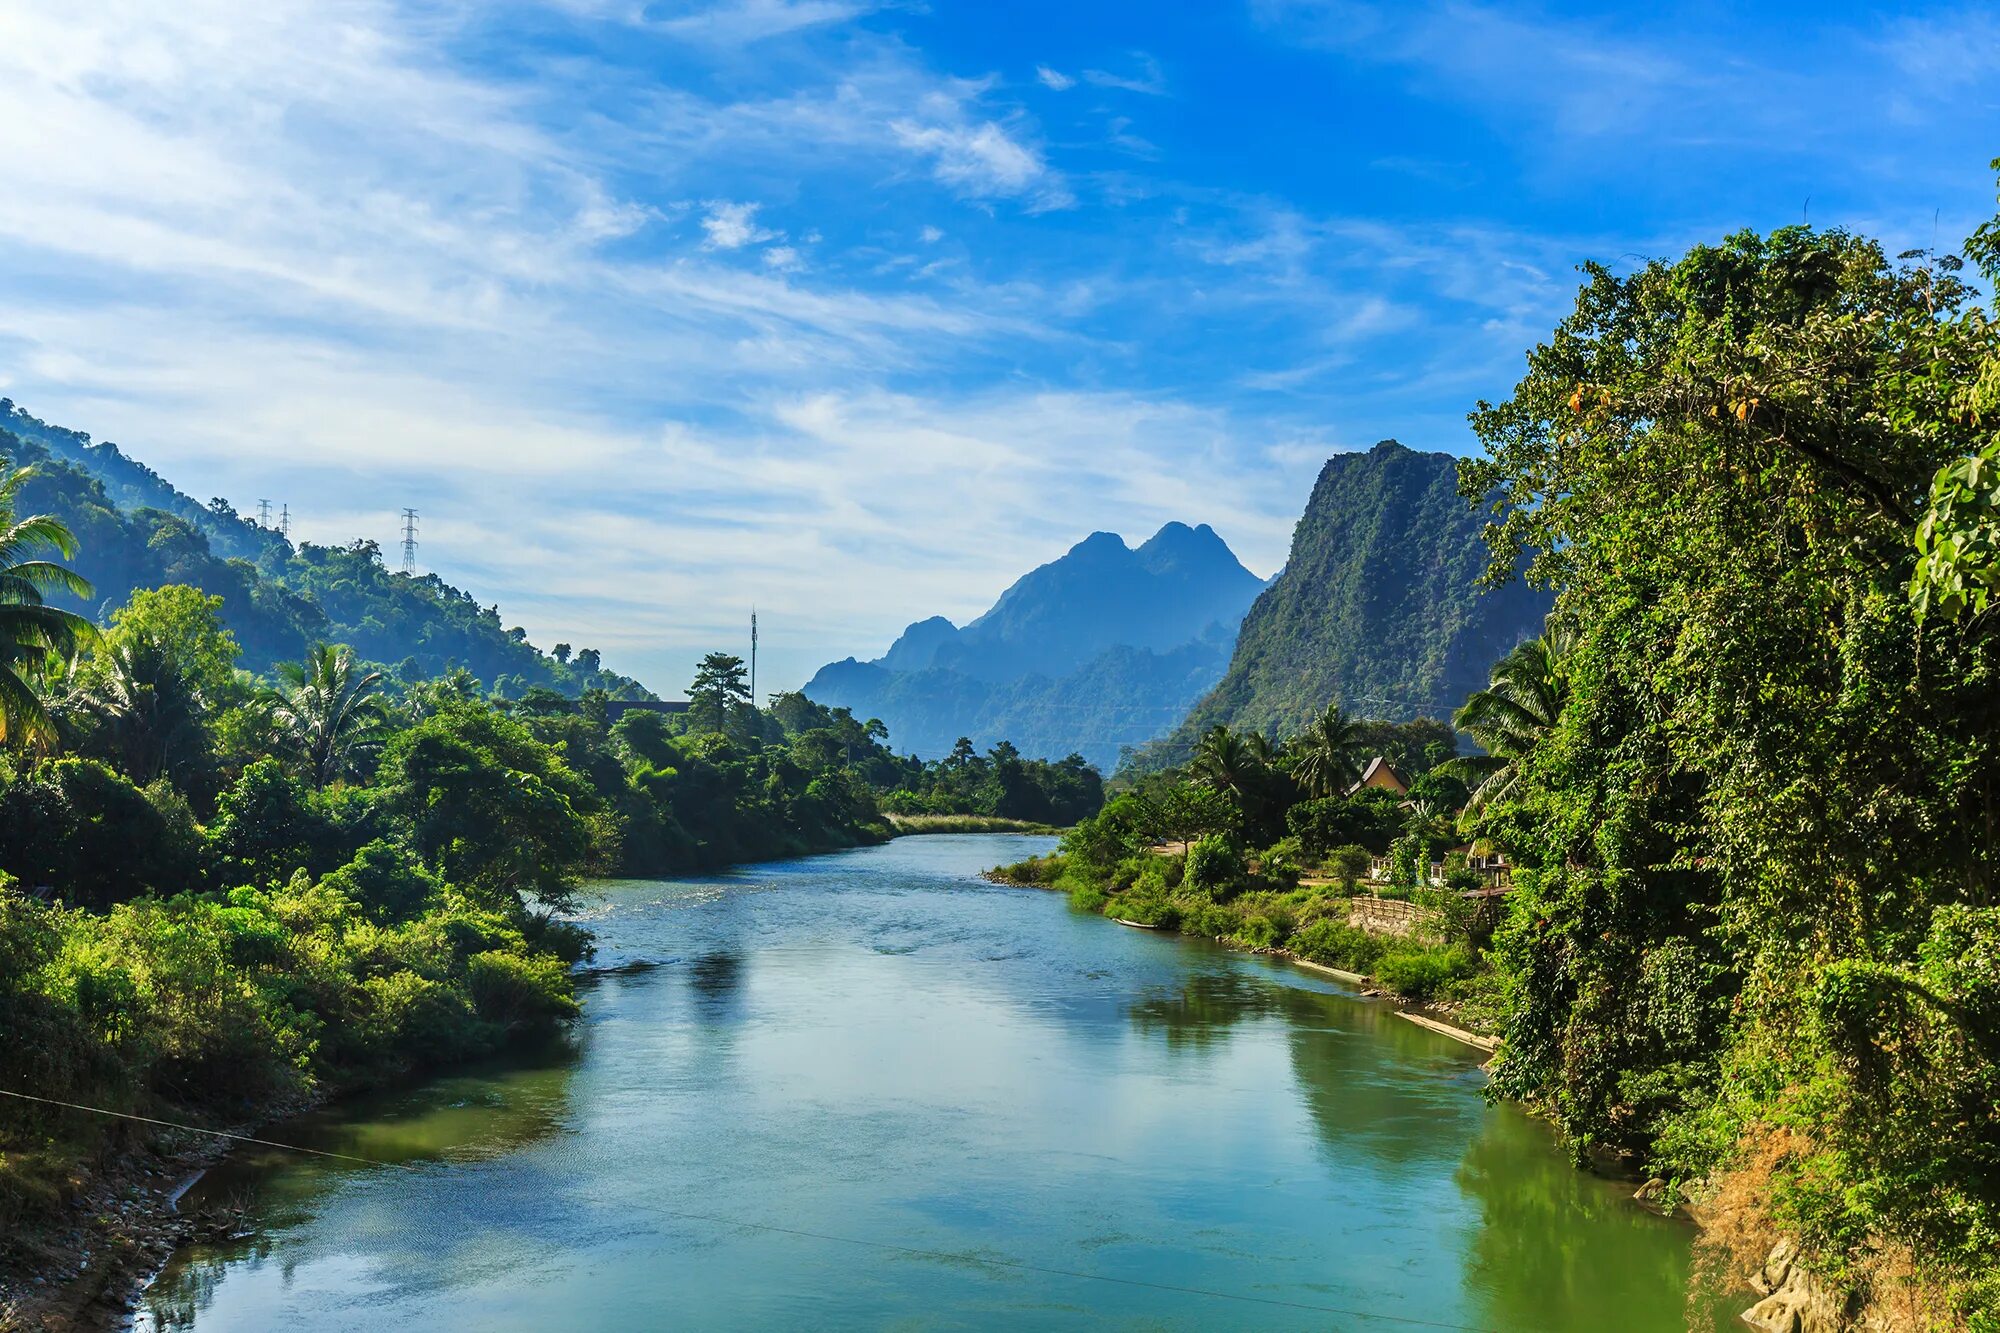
(138, 834, 1725, 1331)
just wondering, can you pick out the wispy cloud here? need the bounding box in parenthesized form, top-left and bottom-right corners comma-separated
(1083, 52, 1168, 96)
(890, 109, 1072, 208)
(1035, 64, 1076, 91)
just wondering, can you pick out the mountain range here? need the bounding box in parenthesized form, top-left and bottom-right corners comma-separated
(805, 522, 1263, 770)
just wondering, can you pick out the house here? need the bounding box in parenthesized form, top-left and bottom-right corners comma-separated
(1347, 755, 1410, 797)
(1466, 840, 1513, 889)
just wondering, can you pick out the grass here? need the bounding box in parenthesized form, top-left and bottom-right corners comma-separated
(886, 813, 1063, 835)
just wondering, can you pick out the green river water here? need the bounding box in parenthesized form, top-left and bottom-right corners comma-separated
(138, 834, 1729, 1331)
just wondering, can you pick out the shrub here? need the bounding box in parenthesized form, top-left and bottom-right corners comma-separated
(1184, 835, 1245, 897)
(1290, 918, 1384, 973)
(466, 950, 578, 1030)
(1373, 946, 1476, 1001)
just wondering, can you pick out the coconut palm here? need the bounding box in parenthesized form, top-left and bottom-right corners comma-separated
(1439, 626, 1572, 810)
(272, 642, 389, 788)
(1289, 702, 1367, 798)
(0, 464, 95, 749)
(1189, 725, 1268, 806)
(72, 633, 213, 785)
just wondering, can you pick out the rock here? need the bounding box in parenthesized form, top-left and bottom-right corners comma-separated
(1631, 1178, 1679, 1217)
(1740, 1240, 1874, 1333)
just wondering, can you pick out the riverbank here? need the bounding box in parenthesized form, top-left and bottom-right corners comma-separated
(984, 852, 1505, 1041)
(0, 1091, 316, 1333)
(886, 813, 1062, 835)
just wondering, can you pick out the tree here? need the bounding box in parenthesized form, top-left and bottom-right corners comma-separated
(552, 643, 572, 664)
(1438, 629, 1568, 811)
(1329, 844, 1371, 894)
(1289, 702, 1366, 798)
(1460, 207, 2000, 1310)
(71, 633, 214, 789)
(0, 463, 95, 749)
(1189, 725, 1265, 807)
(574, 648, 601, 672)
(688, 652, 749, 733)
(271, 643, 389, 788)
(1912, 433, 2000, 632)
(378, 704, 603, 912)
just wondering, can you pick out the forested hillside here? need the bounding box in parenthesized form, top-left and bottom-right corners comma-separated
(0, 403, 647, 698)
(1133, 442, 1550, 765)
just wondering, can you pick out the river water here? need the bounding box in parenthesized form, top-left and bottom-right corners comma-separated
(140, 834, 1723, 1331)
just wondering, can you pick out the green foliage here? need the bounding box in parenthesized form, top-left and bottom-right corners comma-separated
(1373, 945, 1476, 1002)
(1459, 206, 2000, 1312)
(0, 757, 200, 909)
(1183, 833, 1244, 897)
(1286, 790, 1403, 856)
(879, 734, 1104, 825)
(1912, 436, 2000, 625)
(0, 459, 95, 749)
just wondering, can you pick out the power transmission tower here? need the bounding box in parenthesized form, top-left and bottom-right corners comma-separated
(256, 499, 271, 528)
(400, 508, 419, 574)
(279, 504, 291, 540)
(749, 609, 759, 709)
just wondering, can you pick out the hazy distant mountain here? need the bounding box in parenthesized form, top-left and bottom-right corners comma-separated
(1130, 440, 1551, 768)
(804, 523, 1263, 769)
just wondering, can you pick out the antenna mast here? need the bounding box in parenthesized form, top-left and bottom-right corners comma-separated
(750, 609, 758, 708)
(400, 508, 419, 574)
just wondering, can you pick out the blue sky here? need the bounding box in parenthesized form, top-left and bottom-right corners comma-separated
(0, 0, 1995, 695)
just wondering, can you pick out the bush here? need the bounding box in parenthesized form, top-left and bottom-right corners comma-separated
(1184, 835, 1245, 897)
(1290, 918, 1384, 973)
(466, 950, 578, 1030)
(1373, 946, 1476, 1001)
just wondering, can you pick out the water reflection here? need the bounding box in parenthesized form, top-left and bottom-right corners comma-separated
(145, 1041, 583, 1332)
(686, 948, 746, 1013)
(1454, 1107, 1729, 1332)
(1124, 968, 1279, 1052)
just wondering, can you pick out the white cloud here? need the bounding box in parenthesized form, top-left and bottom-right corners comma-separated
(890, 115, 1071, 208)
(1035, 64, 1076, 91)
(1083, 53, 1167, 96)
(649, 0, 875, 43)
(700, 199, 778, 249)
(762, 244, 803, 271)
(919, 225, 943, 243)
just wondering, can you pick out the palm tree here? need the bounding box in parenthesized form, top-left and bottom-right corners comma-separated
(1440, 626, 1572, 810)
(73, 634, 212, 785)
(0, 464, 95, 750)
(1189, 725, 1266, 806)
(272, 643, 388, 788)
(1289, 702, 1367, 799)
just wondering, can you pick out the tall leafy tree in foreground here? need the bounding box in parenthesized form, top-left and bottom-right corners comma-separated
(1289, 702, 1366, 798)
(272, 642, 388, 788)
(1459, 192, 2000, 1320)
(0, 463, 94, 749)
